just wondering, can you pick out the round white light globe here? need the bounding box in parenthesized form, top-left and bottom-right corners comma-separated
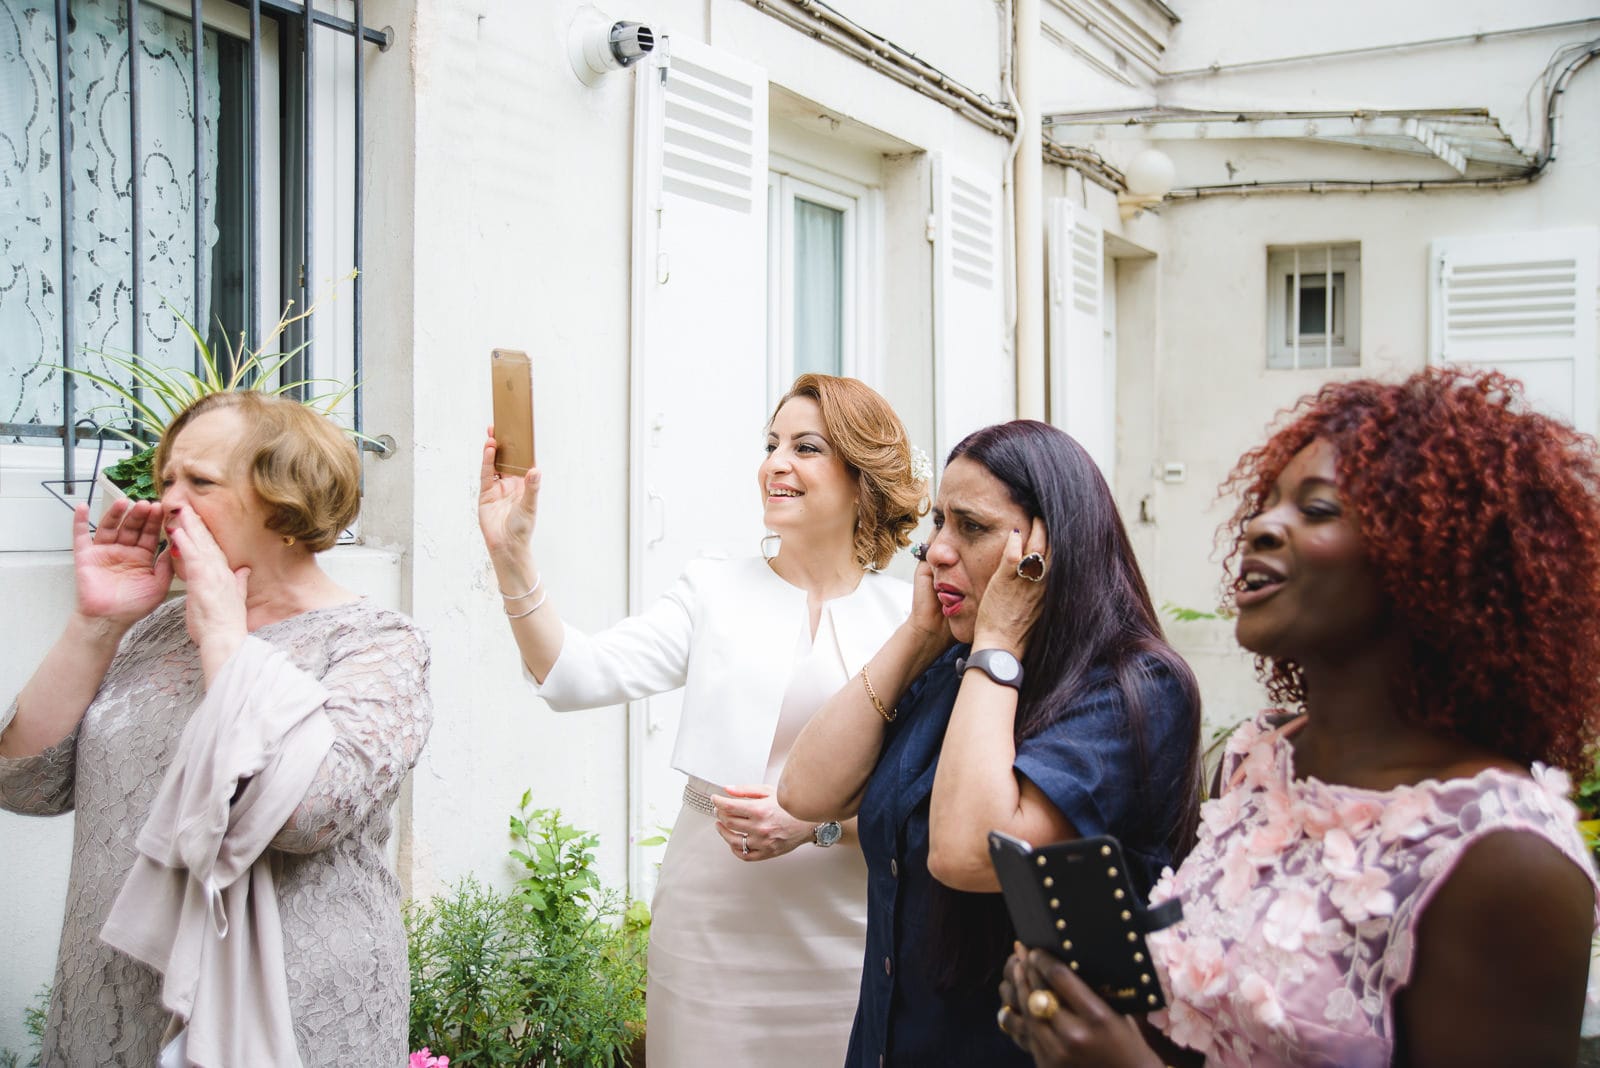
(1124, 147, 1176, 197)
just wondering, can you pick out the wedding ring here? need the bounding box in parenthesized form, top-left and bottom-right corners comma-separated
(1027, 988, 1059, 1020)
(740, 832, 750, 856)
(1016, 552, 1046, 582)
(996, 1004, 1013, 1032)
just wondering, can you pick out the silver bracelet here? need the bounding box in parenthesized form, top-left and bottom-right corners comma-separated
(499, 574, 543, 600)
(505, 591, 549, 619)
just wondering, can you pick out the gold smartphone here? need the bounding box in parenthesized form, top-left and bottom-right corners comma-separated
(490, 348, 535, 477)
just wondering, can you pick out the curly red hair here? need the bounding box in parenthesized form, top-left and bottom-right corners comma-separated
(1222, 367, 1600, 777)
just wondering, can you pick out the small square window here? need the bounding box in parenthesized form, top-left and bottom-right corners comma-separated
(1267, 244, 1361, 369)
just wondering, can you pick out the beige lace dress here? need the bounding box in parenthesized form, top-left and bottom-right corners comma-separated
(0, 598, 432, 1067)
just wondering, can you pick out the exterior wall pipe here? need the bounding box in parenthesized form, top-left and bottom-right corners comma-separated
(1014, 0, 1045, 420)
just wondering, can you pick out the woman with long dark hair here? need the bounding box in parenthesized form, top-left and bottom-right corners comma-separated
(780, 419, 1201, 1065)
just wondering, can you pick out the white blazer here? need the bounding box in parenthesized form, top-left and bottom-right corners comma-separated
(535, 556, 911, 787)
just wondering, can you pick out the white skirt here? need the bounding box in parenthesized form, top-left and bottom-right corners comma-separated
(645, 796, 868, 1067)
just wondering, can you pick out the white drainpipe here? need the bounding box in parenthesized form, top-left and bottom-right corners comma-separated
(1013, 0, 1045, 421)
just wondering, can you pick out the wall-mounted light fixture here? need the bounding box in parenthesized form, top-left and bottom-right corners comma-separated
(568, 6, 657, 86)
(1118, 147, 1175, 219)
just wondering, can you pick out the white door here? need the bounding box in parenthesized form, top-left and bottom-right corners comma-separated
(628, 37, 769, 900)
(1429, 228, 1599, 435)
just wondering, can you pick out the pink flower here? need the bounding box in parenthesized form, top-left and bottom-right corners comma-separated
(1200, 789, 1245, 838)
(1378, 791, 1439, 842)
(1532, 763, 1572, 800)
(1149, 865, 1178, 905)
(1262, 886, 1320, 952)
(1164, 998, 1217, 1053)
(1167, 935, 1230, 1003)
(410, 1051, 449, 1068)
(1321, 828, 1358, 878)
(1329, 868, 1396, 924)
(1335, 796, 1386, 836)
(1238, 972, 1290, 1034)
(1217, 839, 1258, 907)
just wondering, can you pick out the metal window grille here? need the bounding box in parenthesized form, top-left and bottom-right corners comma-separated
(2, 0, 388, 491)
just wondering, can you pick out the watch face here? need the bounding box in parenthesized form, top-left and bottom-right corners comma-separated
(989, 650, 1020, 681)
(815, 821, 843, 847)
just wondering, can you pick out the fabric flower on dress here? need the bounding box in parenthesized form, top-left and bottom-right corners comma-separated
(1165, 998, 1217, 1054)
(1261, 885, 1320, 952)
(1532, 762, 1572, 800)
(1217, 838, 1259, 907)
(1238, 971, 1291, 1034)
(1328, 868, 1396, 925)
(1166, 934, 1231, 1004)
(1378, 790, 1439, 843)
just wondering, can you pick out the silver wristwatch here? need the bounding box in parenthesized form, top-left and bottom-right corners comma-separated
(812, 820, 843, 847)
(956, 648, 1024, 690)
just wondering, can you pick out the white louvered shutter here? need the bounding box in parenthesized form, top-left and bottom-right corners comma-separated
(628, 36, 768, 899)
(1047, 198, 1111, 477)
(932, 155, 1010, 461)
(1429, 228, 1599, 434)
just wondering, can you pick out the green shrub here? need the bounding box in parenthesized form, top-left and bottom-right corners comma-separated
(406, 794, 648, 1066)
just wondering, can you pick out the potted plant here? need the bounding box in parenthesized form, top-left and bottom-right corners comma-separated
(51, 285, 363, 510)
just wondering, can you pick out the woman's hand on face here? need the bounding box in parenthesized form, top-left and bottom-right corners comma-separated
(997, 945, 1162, 1068)
(973, 518, 1048, 656)
(168, 507, 248, 676)
(72, 500, 174, 627)
(713, 784, 818, 862)
(478, 427, 540, 561)
(907, 554, 954, 653)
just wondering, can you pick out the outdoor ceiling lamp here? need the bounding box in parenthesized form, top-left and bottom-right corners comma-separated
(568, 6, 656, 86)
(1119, 147, 1176, 219)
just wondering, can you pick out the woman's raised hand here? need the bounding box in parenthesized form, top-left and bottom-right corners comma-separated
(166, 506, 248, 679)
(973, 518, 1048, 657)
(72, 500, 174, 627)
(478, 427, 540, 562)
(907, 551, 954, 652)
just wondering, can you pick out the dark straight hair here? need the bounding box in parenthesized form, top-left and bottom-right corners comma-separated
(926, 420, 1203, 990)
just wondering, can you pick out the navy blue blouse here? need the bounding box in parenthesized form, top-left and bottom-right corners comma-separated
(844, 645, 1195, 1067)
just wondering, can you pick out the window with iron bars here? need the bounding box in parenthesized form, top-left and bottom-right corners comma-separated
(0, 0, 384, 551)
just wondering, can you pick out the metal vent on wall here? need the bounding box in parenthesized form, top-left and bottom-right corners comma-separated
(949, 175, 997, 289)
(662, 56, 756, 212)
(1441, 257, 1579, 349)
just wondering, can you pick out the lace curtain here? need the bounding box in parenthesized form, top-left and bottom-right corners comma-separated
(0, 0, 220, 435)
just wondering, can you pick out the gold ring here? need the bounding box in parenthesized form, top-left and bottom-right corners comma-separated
(996, 1004, 1013, 1032)
(1027, 988, 1060, 1020)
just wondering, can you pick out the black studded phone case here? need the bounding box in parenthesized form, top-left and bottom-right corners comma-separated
(988, 830, 1183, 1014)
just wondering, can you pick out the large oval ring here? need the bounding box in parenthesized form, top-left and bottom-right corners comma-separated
(1016, 552, 1047, 582)
(1026, 988, 1060, 1020)
(910, 541, 929, 562)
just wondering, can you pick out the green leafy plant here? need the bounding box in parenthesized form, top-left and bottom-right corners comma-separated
(52, 279, 366, 502)
(1572, 753, 1600, 864)
(0, 984, 50, 1068)
(1162, 601, 1229, 623)
(406, 794, 648, 1066)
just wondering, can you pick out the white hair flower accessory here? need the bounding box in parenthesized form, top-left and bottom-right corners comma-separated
(910, 445, 933, 486)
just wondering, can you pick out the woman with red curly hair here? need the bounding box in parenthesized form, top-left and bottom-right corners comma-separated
(998, 367, 1600, 1067)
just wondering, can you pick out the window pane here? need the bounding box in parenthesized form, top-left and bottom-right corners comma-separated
(792, 197, 843, 377)
(0, 0, 223, 438)
(1296, 276, 1329, 336)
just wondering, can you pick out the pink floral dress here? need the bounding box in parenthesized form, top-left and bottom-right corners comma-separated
(1146, 713, 1599, 1067)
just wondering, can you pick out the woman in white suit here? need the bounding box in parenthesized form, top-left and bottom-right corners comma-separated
(477, 374, 927, 1066)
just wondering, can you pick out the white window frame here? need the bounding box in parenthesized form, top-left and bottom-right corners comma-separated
(765, 153, 882, 405)
(1267, 243, 1361, 370)
(0, 0, 376, 553)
